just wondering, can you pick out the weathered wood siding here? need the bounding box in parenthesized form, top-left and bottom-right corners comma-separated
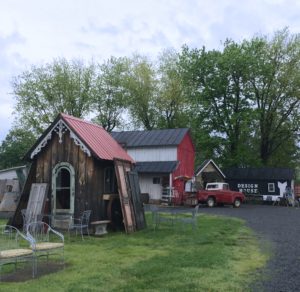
(34, 131, 112, 221)
(128, 146, 177, 162)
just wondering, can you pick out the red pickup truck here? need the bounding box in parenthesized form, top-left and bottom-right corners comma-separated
(184, 182, 245, 208)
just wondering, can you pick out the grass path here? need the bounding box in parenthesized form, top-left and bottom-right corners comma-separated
(0, 214, 268, 291)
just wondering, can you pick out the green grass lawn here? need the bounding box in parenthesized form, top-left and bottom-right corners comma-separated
(0, 213, 268, 292)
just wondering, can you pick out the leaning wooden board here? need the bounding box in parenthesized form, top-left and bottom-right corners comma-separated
(114, 159, 136, 233)
(127, 171, 146, 230)
(26, 183, 48, 224)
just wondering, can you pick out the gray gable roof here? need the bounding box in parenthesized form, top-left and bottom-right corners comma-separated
(224, 168, 294, 180)
(111, 128, 189, 148)
(195, 159, 226, 178)
(134, 161, 179, 174)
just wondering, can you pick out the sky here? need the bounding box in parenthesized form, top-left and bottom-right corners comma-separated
(0, 0, 300, 142)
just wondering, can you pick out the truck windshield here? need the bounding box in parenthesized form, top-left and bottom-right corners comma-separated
(207, 184, 218, 189)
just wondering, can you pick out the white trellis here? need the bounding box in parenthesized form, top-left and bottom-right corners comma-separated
(30, 119, 91, 159)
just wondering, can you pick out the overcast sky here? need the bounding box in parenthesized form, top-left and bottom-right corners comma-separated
(0, 0, 300, 142)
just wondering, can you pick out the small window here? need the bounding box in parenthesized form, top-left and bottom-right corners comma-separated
(268, 183, 275, 192)
(153, 177, 161, 184)
(104, 167, 117, 193)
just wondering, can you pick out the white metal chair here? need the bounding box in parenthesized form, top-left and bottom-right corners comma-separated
(68, 210, 92, 240)
(0, 225, 35, 280)
(21, 209, 43, 233)
(27, 221, 64, 275)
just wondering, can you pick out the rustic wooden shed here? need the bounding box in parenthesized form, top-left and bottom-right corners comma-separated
(194, 159, 226, 189)
(11, 113, 145, 233)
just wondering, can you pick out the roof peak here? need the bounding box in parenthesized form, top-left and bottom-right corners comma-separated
(60, 113, 103, 129)
(27, 113, 133, 162)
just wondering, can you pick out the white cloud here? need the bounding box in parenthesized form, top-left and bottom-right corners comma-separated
(0, 0, 300, 141)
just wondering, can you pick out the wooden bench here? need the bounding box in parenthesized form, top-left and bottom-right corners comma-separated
(91, 220, 110, 236)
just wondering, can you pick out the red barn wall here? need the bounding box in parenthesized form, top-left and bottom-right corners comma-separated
(172, 133, 195, 195)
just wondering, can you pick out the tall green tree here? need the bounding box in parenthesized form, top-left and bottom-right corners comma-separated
(91, 57, 129, 132)
(0, 127, 36, 169)
(179, 43, 255, 167)
(245, 28, 300, 166)
(124, 55, 158, 130)
(156, 50, 189, 128)
(13, 58, 94, 134)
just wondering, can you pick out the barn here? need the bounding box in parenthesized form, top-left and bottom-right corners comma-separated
(11, 113, 145, 233)
(111, 128, 195, 204)
(224, 167, 295, 201)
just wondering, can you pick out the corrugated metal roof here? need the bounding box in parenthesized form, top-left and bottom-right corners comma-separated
(224, 167, 294, 180)
(0, 165, 27, 173)
(111, 128, 189, 148)
(134, 161, 178, 173)
(61, 114, 133, 162)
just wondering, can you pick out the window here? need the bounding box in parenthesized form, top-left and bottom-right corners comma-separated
(52, 162, 75, 215)
(268, 183, 275, 192)
(104, 167, 117, 193)
(55, 167, 71, 209)
(153, 177, 161, 184)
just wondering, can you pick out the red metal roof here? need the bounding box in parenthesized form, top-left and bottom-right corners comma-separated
(61, 113, 134, 162)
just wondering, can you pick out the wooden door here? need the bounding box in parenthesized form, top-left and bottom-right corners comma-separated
(114, 159, 136, 233)
(127, 171, 146, 230)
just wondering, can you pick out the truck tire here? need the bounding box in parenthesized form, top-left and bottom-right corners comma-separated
(207, 197, 215, 207)
(233, 198, 241, 208)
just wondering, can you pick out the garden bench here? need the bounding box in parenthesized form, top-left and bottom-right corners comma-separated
(0, 225, 35, 280)
(91, 220, 110, 236)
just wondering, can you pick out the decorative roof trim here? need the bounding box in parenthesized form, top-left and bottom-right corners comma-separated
(195, 159, 226, 178)
(30, 119, 91, 159)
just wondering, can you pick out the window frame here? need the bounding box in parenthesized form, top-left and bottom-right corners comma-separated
(268, 183, 275, 193)
(153, 177, 161, 185)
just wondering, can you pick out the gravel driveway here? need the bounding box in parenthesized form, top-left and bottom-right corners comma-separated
(199, 204, 300, 292)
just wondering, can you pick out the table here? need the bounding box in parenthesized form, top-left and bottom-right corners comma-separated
(150, 206, 192, 229)
(91, 220, 111, 236)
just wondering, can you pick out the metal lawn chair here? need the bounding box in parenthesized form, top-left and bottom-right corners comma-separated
(0, 225, 35, 280)
(68, 210, 92, 240)
(21, 209, 43, 232)
(27, 221, 64, 274)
